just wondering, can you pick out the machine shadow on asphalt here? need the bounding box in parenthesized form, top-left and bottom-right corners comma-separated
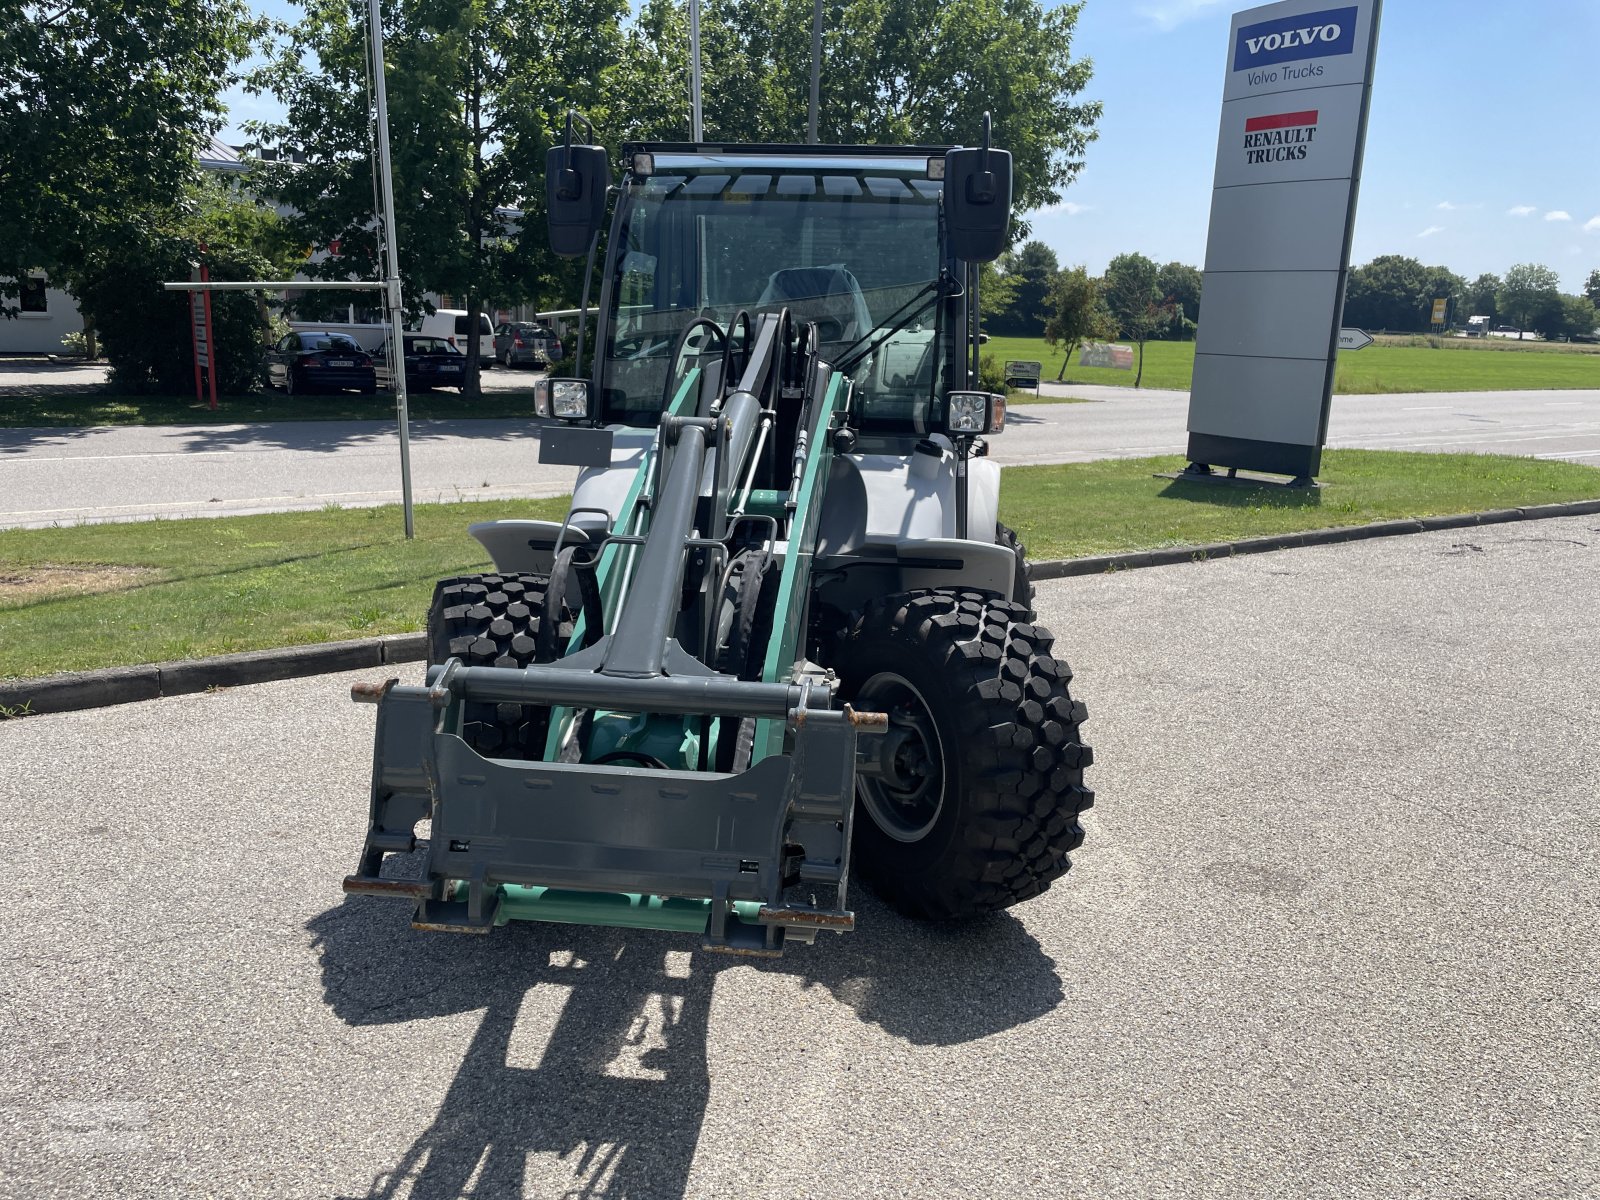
(308, 888, 1064, 1199)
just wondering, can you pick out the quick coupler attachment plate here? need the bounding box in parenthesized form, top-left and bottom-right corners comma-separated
(347, 668, 885, 953)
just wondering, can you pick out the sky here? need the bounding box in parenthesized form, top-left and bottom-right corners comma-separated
(220, 0, 1600, 292)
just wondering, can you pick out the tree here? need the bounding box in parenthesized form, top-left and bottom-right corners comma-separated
(1465, 273, 1501, 321)
(1497, 263, 1561, 338)
(1155, 261, 1201, 340)
(629, 0, 1101, 222)
(1042, 265, 1111, 380)
(1101, 252, 1165, 388)
(1545, 294, 1599, 341)
(1585, 269, 1600, 309)
(74, 177, 299, 394)
(1, 0, 258, 312)
(249, 0, 632, 395)
(989, 241, 1059, 336)
(1342, 255, 1463, 331)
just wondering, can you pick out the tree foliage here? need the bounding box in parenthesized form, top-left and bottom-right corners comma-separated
(1584, 268, 1600, 309)
(1465, 273, 1501, 321)
(1042, 265, 1111, 380)
(74, 177, 299, 394)
(628, 0, 1100, 222)
(988, 241, 1059, 336)
(1101, 251, 1164, 387)
(0, 0, 258, 310)
(1497, 262, 1562, 336)
(1343, 255, 1464, 332)
(248, 0, 635, 392)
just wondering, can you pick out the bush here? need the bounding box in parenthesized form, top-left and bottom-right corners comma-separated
(74, 220, 277, 395)
(977, 352, 1009, 394)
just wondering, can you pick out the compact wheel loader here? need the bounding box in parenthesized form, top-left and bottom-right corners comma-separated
(345, 119, 1095, 955)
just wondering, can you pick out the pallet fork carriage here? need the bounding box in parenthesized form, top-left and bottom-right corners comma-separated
(346, 118, 1095, 955)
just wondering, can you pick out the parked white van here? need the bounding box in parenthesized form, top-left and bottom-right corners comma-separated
(410, 309, 495, 361)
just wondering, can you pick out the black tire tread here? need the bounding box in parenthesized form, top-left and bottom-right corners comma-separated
(840, 587, 1093, 920)
(425, 572, 574, 758)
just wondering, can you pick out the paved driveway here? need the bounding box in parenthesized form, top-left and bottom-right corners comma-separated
(4, 385, 1600, 529)
(3, 519, 1596, 1198)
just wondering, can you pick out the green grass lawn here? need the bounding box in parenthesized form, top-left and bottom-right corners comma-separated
(988, 335, 1600, 398)
(1000, 449, 1600, 560)
(0, 388, 546, 428)
(4, 449, 1598, 680)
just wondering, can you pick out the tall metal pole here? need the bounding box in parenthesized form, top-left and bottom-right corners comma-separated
(367, 0, 416, 538)
(689, 0, 703, 140)
(807, 0, 823, 143)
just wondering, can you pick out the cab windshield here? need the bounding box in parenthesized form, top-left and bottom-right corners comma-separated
(600, 166, 951, 430)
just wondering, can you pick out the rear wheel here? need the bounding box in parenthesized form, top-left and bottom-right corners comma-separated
(285, 368, 301, 396)
(835, 588, 1093, 920)
(427, 572, 574, 759)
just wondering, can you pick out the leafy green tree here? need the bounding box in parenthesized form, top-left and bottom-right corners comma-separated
(74, 178, 298, 394)
(1155, 262, 1202, 322)
(1342, 255, 1463, 331)
(1, 0, 258, 314)
(1497, 263, 1561, 338)
(629, 0, 1101, 222)
(1465, 273, 1501, 321)
(1545, 294, 1599, 341)
(249, 0, 632, 394)
(1585, 268, 1600, 309)
(989, 241, 1059, 336)
(1043, 265, 1111, 380)
(1102, 252, 1164, 387)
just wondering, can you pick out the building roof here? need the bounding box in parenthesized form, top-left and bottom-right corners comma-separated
(199, 136, 248, 173)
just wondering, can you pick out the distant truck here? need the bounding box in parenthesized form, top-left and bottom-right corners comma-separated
(1464, 315, 1491, 338)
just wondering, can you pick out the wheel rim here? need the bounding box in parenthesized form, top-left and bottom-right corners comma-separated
(854, 671, 946, 843)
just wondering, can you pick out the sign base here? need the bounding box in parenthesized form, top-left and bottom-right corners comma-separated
(1185, 431, 1320, 480)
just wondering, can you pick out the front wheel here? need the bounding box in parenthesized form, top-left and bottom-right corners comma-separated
(426, 572, 574, 758)
(835, 588, 1093, 920)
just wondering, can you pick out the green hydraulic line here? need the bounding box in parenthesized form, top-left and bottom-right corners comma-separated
(488, 885, 766, 932)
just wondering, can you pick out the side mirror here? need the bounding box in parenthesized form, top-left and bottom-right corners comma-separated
(944, 115, 1013, 264)
(545, 143, 610, 258)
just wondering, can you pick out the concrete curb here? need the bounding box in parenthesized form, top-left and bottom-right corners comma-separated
(0, 632, 425, 717)
(1029, 498, 1600, 582)
(4, 498, 1599, 718)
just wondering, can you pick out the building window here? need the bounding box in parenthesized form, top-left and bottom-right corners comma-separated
(20, 276, 47, 314)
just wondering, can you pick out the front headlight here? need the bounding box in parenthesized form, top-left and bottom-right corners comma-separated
(945, 391, 993, 435)
(550, 378, 591, 421)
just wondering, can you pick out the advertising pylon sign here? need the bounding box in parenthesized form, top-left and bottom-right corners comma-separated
(1186, 0, 1382, 480)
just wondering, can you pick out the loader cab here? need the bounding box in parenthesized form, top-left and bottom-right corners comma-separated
(591, 145, 971, 437)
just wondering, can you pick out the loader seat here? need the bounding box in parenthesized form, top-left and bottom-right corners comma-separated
(758, 265, 872, 348)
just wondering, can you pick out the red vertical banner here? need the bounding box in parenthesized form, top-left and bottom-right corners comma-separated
(201, 268, 218, 411)
(189, 266, 205, 407)
(189, 248, 219, 410)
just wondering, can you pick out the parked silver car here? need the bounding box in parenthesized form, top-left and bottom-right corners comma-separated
(493, 321, 562, 368)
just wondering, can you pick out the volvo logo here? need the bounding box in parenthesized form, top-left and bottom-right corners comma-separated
(1234, 5, 1358, 72)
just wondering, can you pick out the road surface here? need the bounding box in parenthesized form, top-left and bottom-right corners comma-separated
(3, 519, 1596, 1198)
(3, 383, 1600, 528)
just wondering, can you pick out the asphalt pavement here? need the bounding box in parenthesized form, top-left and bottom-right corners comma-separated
(4, 517, 1596, 1198)
(4, 383, 1600, 529)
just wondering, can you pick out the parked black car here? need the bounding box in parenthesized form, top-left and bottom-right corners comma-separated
(493, 321, 563, 368)
(375, 334, 469, 392)
(265, 331, 376, 395)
